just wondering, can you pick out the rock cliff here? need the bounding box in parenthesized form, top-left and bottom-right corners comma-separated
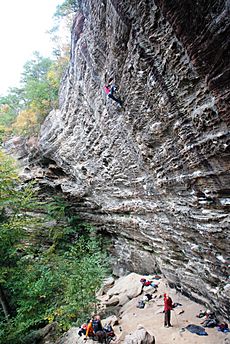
(39, 0, 230, 319)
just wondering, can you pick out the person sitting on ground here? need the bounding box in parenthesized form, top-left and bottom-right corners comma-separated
(84, 318, 94, 339)
(164, 293, 173, 328)
(103, 79, 123, 106)
(201, 310, 218, 328)
(103, 320, 115, 337)
(217, 322, 229, 333)
(103, 320, 113, 333)
(92, 314, 103, 333)
(93, 315, 105, 343)
(140, 278, 152, 286)
(78, 322, 88, 336)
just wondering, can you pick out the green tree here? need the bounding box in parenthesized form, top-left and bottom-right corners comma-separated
(0, 0, 74, 136)
(0, 151, 39, 321)
(0, 152, 108, 343)
(0, 51, 64, 136)
(54, 0, 81, 18)
(21, 52, 59, 120)
(0, 87, 25, 127)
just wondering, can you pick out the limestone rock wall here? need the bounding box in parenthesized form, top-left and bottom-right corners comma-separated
(39, 0, 230, 319)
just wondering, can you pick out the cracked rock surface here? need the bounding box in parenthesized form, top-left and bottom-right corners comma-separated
(39, 0, 230, 319)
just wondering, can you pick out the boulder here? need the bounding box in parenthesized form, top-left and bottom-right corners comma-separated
(25, 322, 57, 344)
(97, 293, 110, 303)
(118, 293, 130, 306)
(124, 325, 155, 344)
(104, 277, 115, 288)
(55, 327, 81, 344)
(97, 277, 115, 296)
(55, 328, 96, 344)
(107, 273, 142, 300)
(102, 315, 119, 326)
(223, 336, 230, 344)
(105, 295, 120, 307)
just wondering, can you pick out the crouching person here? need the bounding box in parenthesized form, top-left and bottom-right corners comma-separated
(84, 318, 94, 340)
(78, 323, 88, 336)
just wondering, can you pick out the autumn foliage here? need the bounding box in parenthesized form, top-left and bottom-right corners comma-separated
(0, 51, 68, 136)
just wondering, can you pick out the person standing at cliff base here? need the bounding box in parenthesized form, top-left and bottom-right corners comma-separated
(103, 79, 123, 106)
(164, 293, 173, 327)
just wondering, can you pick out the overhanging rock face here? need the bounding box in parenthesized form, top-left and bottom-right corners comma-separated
(39, 0, 230, 319)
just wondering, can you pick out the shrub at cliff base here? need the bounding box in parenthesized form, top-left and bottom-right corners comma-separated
(0, 151, 108, 344)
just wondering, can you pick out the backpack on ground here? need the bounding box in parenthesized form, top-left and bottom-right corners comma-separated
(137, 300, 145, 309)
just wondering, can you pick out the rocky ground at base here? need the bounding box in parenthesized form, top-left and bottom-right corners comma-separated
(54, 273, 230, 344)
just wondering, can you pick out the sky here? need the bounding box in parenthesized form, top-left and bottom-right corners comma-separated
(0, 0, 63, 96)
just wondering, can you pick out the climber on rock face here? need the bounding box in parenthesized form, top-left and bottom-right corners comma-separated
(103, 78, 123, 106)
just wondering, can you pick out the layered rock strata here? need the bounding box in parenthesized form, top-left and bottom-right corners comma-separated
(39, 0, 230, 319)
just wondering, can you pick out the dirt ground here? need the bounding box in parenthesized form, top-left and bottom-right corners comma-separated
(110, 276, 229, 344)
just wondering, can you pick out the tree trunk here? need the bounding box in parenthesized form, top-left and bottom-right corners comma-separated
(0, 285, 11, 320)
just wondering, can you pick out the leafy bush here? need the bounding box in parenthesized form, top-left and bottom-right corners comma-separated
(0, 152, 109, 343)
(0, 52, 65, 136)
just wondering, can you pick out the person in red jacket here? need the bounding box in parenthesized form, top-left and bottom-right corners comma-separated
(103, 79, 123, 106)
(164, 293, 173, 327)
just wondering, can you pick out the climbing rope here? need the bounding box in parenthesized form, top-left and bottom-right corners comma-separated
(173, 285, 185, 336)
(132, 189, 138, 272)
(172, 309, 183, 337)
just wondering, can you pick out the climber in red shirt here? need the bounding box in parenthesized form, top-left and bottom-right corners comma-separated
(103, 79, 123, 106)
(164, 293, 173, 327)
